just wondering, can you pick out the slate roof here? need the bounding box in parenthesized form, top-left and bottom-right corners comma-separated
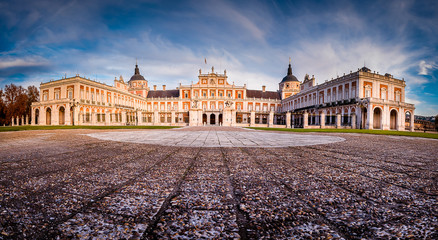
(146, 90, 180, 98)
(246, 90, 281, 100)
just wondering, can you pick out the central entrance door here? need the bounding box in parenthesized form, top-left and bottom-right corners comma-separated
(210, 114, 216, 125)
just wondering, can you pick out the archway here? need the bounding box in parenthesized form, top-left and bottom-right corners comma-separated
(203, 114, 207, 125)
(46, 108, 52, 125)
(210, 114, 216, 125)
(361, 107, 367, 129)
(390, 109, 397, 130)
(373, 107, 382, 129)
(219, 114, 223, 125)
(35, 109, 39, 125)
(405, 111, 412, 130)
(59, 106, 65, 125)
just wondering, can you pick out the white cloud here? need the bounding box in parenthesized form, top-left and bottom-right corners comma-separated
(0, 57, 49, 69)
(418, 60, 436, 75)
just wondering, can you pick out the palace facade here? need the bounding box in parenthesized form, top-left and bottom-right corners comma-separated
(30, 62, 415, 131)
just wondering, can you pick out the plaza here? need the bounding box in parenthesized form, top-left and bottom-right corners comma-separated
(0, 127, 436, 239)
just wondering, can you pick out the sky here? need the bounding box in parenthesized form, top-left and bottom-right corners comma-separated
(0, 0, 437, 116)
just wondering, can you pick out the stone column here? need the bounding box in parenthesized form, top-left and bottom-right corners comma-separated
(303, 111, 308, 128)
(74, 107, 80, 126)
(137, 110, 142, 125)
(11, 117, 14, 126)
(250, 111, 255, 127)
(65, 104, 71, 125)
(286, 111, 291, 128)
(366, 105, 373, 129)
(207, 113, 211, 125)
(31, 108, 35, 125)
(410, 110, 414, 132)
(382, 105, 389, 130)
(291, 114, 295, 128)
(122, 111, 127, 125)
(171, 110, 176, 125)
(268, 111, 274, 127)
(24, 115, 28, 125)
(320, 112, 325, 128)
(351, 114, 356, 129)
(20, 116, 24, 125)
(16, 116, 19, 126)
(105, 110, 110, 125)
(336, 113, 341, 128)
(215, 113, 219, 126)
(153, 111, 159, 125)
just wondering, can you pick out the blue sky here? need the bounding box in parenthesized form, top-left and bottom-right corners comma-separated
(0, 0, 437, 115)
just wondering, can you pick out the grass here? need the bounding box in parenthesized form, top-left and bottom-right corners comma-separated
(246, 127, 438, 139)
(0, 125, 179, 132)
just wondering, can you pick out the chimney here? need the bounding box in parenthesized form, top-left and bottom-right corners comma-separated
(162, 85, 166, 90)
(262, 85, 266, 92)
(153, 85, 157, 91)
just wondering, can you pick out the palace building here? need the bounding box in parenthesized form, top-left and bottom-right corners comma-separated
(30, 61, 415, 131)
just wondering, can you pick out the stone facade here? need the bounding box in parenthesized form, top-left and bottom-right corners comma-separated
(31, 63, 415, 131)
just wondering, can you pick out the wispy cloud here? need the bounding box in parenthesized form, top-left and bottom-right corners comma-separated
(418, 60, 437, 75)
(0, 57, 49, 69)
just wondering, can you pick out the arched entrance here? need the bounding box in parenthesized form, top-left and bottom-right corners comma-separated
(405, 111, 412, 130)
(35, 109, 39, 125)
(373, 107, 382, 129)
(203, 114, 207, 125)
(59, 106, 65, 125)
(390, 109, 397, 130)
(46, 108, 52, 125)
(219, 114, 223, 125)
(210, 114, 216, 125)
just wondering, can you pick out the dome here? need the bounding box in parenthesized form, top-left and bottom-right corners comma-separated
(281, 63, 299, 83)
(129, 64, 146, 81)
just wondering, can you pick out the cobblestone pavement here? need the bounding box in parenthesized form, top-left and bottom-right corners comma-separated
(85, 127, 345, 147)
(0, 128, 437, 239)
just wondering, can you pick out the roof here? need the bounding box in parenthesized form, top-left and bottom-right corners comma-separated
(146, 90, 180, 98)
(280, 63, 299, 83)
(246, 90, 281, 99)
(129, 64, 146, 81)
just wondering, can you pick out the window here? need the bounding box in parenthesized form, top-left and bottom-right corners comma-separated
(44, 94, 48, 101)
(365, 88, 371, 98)
(395, 91, 401, 102)
(184, 92, 188, 98)
(211, 93, 214, 97)
(68, 91, 73, 99)
(219, 92, 223, 97)
(203, 92, 207, 97)
(55, 92, 59, 100)
(228, 93, 231, 98)
(238, 92, 241, 98)
(381, 88, 387, 100)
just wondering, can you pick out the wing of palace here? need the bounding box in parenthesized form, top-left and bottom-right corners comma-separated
(27, 62, 415, 131)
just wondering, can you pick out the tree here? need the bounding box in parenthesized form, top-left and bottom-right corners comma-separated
(0, 89, 6, 126)
(0, 84, 39, 125)
(26, 86, 39, 123)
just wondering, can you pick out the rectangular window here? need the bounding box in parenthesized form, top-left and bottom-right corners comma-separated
(68, 91, 73, 99)
(365, 89, 371, 98)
